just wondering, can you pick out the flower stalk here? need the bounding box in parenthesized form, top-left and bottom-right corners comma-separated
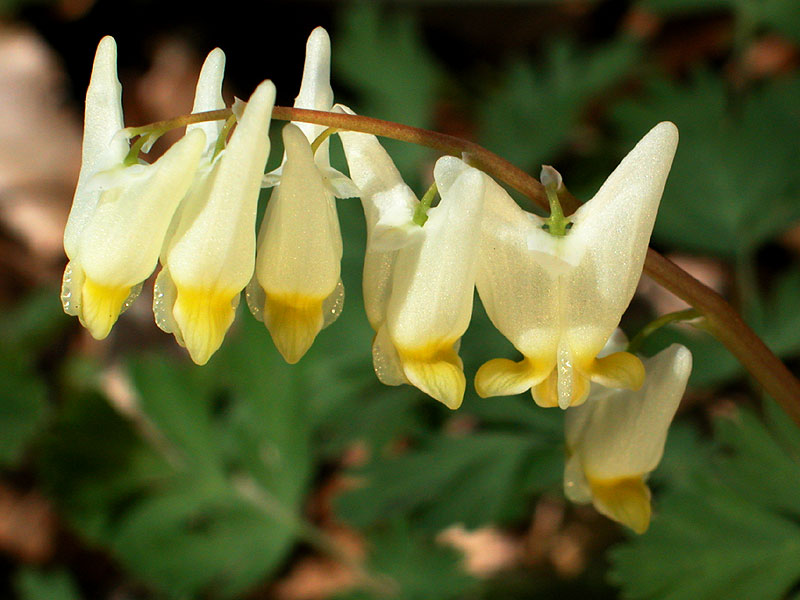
(124, 105, 800, 424)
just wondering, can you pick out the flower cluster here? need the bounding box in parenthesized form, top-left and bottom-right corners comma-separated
(62, 28, 692, 533)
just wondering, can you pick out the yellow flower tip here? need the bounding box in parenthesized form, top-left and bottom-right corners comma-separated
(474, 357, 550, 399)
(589, 475, 652, 534)
(79, 276, 133, 340)
(532, 369, 590, 409)
(590, 351, 646, 391)
(399, 343, 465, 409)
(172, 287, 238, 366)
(263, 292, 325, 364)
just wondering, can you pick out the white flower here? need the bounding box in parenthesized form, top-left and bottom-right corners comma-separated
(474, 122, 679, 409)
(61, 36, 205, 340)
(154, 47, 275, 365)
(248, 27, 355, 363)
(340, 123, 484, 408)
(564, 340, 692, 533)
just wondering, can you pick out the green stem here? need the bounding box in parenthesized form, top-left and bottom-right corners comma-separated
(543, 186, 569, 236)
(627, 309, 702, 355)
(123, 134, 153, 165)
(213, 115, 238, 160)
(233, 475, 395, 598)
(413, 181, 438, 226)
(311, 126, 339, 154)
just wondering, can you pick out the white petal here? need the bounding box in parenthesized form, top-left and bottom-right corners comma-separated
(294, 27, 334, 149)
(252, 122, 343, 363)
(188, 48, 226, 156)
(562, 121, 679, 358)
(76, 129, 206, 287)
(387, 158, 484, 351)
(566, 344, 692, 480)
(64, 35, 128, 259)
(165, 80, 275, 291)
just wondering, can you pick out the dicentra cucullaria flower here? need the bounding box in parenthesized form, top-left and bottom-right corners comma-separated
(61, 36, 206, 340)
(248, 27, 355, 363)
(340, 123, 485, 408)
(475, 122, 679, 409)
(154, 49, 276, 365)
(564, 334, 692, 533)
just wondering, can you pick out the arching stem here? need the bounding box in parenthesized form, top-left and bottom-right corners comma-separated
(126, 105, 800, 425)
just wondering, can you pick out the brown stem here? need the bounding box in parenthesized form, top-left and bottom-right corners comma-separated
(128, 105, 800, 423)
(271, 107, 554, 209)
(274, 108, 800, 424)
(643, 250, 800, 424)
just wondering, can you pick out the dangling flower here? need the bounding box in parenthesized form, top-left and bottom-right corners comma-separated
(337, 104, 422, 333)
(61, 36, 206, 340)
(154, 47, 276, 365)
(248, 27, 355, 363)
(564, 337, 692, 533)
(474, 122, 679, 409)
(340, 123, 485, 408)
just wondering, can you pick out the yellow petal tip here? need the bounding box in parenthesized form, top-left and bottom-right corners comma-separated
(532, 370, 590, 409)
(474, 357, 549, 398)
(590, 476, 652, 534)
(400, 344, 465, 409)
(173, 287, 238, 365)
(264, 293, 325, 364)
(591, 351, 646, 391)
(80, 277, 133, 340)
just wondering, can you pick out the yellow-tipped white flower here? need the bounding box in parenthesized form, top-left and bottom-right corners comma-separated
(61, 36, 205, 340)
(248, 27, 355, 363)
(338, 104, 422, 334)
(154, 47, 275, 366)
(340, 119, 484, 409)
(475, 122, 679, 409)
(564, 339, 692, 534)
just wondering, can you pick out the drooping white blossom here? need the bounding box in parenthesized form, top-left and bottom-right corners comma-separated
(474, 122, 679, 409)
(564, 339, 692, 533)
(341, 122, 484, 408)
(62, 36, 205, 340)
(248, 27, 355, 363)
(154, 47, 275, 365)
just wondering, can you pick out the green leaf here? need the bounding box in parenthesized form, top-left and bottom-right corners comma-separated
(14, 568, 82, 600)
(610, 404, 800, 600)
(40, 314, 313, 599)
(337, 426, 562, 530)
(641, 0, 800, 44)
(613, 73, 800, 257)
(0, 356, 48, 466)
(336, 521, 475, 600)
(334, 4, 443, 177)
(479, 37, 639, 173)
(0, 288, 69, 466)
(713, 403, 800, 517)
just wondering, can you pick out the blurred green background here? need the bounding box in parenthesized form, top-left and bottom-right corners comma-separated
(2, 0, 800, 598)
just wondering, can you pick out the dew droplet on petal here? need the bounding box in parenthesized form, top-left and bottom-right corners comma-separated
(321, 279, 344, 328)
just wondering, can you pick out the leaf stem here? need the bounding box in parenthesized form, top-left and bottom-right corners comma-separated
(413, 181, 438, 226)
(233, 475, 396, 597)
(627, 308, 702, 355)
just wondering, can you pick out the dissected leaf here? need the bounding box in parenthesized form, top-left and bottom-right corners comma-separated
(479, 37, 639, 173)
(610, 404, 800, 600)
(335, 520, 475, 600)
(337, 414, 562, 531)
(40, 315, 313, 599)
(642, 0, 800, 43)
(14, 568, 82, 600)
(334, 4, 443, 177)
(613, 73, 800, 257)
